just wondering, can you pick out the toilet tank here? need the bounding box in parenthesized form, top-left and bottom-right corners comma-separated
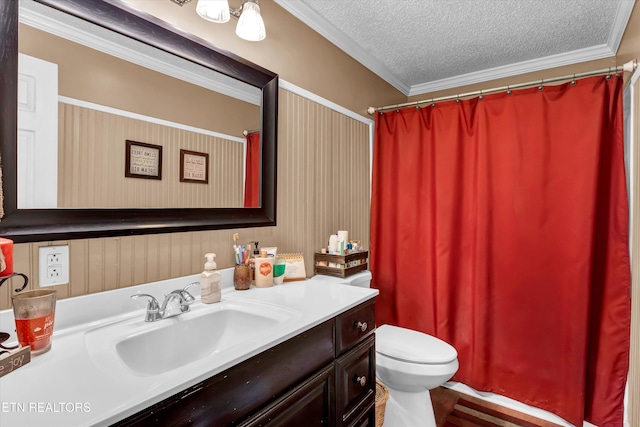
(309, 271, 372, 288)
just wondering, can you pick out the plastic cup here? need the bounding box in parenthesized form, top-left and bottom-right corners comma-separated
(273, 257, 286, 278)
(273, 257, 286, 285)
(12, 289, 57, 356)
(233, 264, 252, 290)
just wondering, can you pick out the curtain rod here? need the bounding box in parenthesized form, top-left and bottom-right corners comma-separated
(242, 129, 260, 136)
(368, 59, 638, 114)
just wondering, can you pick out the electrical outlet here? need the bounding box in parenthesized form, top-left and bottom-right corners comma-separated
(39, 245, 69, 287)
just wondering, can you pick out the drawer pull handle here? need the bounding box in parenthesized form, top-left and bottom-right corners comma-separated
(355, 375, 367, 387)
(354, 321, 368, 332)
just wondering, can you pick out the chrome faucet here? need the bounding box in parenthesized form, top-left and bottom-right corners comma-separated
(131, 283, 199, 322)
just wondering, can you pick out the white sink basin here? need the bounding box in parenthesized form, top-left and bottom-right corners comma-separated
(84, 299, 300, 376)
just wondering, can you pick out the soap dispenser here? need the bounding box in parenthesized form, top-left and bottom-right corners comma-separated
(254, 250, 274, 288)
(201, 253, 221, 304)
(250, 241, 260, 285)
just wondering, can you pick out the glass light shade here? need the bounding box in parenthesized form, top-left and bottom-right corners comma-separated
(196, 0, 231, 23)
(235, 1, 266, 41)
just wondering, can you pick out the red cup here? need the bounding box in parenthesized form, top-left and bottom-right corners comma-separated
(12, 289, 57, 356)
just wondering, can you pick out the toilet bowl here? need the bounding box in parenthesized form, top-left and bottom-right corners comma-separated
(376, 324, 458, 427)
(309, 272, 459, 427)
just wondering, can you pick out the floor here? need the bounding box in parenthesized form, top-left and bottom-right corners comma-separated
(430, 387, 564, 427)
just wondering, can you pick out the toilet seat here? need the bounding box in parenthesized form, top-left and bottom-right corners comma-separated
(376, 324, 457, 364)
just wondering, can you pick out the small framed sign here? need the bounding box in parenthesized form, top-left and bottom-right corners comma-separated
(125, 140, 162, 180)
(180, 149, 209, 184)
(0, 346, 31, 378)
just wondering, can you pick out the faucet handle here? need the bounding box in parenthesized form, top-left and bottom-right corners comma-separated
(131, 294, 161, 322)
(175, 282, 198, 304)
(131, 293, 159, 309)
(184, 282, 199, 291)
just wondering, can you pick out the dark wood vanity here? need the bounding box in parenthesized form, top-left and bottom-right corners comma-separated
(113, 299, 376, 427)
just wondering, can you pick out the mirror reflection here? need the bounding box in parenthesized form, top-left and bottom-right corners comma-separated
(18, 0, 261, 210)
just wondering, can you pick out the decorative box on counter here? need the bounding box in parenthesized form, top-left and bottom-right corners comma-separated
(314, 251, 368, 278)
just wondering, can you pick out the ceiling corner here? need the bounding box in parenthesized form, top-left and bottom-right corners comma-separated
(608, 0, 636, 54)
(274, 0, 412, 95)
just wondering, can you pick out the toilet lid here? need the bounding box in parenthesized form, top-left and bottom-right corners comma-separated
(376, 324, 458, 364)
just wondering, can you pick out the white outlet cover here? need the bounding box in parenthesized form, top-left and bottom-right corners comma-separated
(39, 245, 70, 287)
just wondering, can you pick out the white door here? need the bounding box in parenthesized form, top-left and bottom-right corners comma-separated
(17, 53, 58, 209)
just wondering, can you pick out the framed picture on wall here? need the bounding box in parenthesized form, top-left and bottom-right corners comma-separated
(125, 140, 162, 180)
(180, 149, 209, 184)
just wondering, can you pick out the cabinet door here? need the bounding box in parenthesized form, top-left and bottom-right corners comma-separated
(336, 335, 375, 426)
(241, 365, 335, 427)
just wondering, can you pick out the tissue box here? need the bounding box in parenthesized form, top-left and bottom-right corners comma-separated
(314, 251, 368, 278)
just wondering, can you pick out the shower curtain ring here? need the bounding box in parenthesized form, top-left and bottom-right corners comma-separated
(605, 68, 613, 80)
(506, 85, 512, 95)
(538, 79, 544, 91)
(571, 74, 577, 86)
(479, 91, 483, 100)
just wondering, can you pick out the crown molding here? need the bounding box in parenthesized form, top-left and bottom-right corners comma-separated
(274, 0, 411, 95)
(275, 0, 635, 97)
(19, 0, 261, 105)
(408, 44, 615, 96)
(407, 0, 635, 96)
(608, 0, 636, 54)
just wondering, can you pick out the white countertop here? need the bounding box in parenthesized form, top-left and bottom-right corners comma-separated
(0, 270, 378, 427)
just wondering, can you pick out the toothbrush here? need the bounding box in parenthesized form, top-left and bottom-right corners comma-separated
(233, 233, 239, 250)
(233, 233, 240, 263)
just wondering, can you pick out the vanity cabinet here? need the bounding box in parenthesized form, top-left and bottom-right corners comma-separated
(113, 299, 376, 427)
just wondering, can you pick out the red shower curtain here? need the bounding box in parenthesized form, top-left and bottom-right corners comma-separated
(370, 76, 630, 426)
(244, 132, 260, 208)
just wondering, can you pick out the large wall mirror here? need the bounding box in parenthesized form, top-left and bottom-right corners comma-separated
(0, 0, 278, 243)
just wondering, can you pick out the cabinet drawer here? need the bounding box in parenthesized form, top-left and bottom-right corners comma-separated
(346, 404, 375, 427)
(336, 335, 375, 426)
(336, 300, 375, 355)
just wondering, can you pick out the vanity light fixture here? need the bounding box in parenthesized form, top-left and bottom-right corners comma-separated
(195, 0, 266, 41)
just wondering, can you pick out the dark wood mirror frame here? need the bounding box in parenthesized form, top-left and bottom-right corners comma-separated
(0, 0, 277, 243)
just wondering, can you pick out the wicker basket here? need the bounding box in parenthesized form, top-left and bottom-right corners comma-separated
(375, 380, 389, 427)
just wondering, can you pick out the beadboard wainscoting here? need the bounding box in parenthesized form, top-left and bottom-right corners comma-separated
(0, 88, 372, 310)
(58, 102, 245, 209)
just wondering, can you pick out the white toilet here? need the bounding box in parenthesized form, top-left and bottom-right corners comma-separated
(310, 271, 459, 427)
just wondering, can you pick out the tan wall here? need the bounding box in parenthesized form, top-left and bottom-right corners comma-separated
(0, 88, 371, 309)
(19, 24, 260, 138)
(119, 0, 406, 115)
(58, 103, 244, 208)
(119, 0, 640, 113)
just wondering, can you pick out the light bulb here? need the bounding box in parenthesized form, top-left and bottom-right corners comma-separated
(235, 1, 266, 41)
(196, 0, 231, 23)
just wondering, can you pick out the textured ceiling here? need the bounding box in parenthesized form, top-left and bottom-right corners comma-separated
(275, 0, 636, 96)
